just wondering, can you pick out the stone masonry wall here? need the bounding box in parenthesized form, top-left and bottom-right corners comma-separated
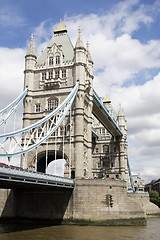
(71, 179, 146, 221)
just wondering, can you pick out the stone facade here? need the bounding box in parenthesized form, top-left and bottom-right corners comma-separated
(22, 21, 130, 183)
(23, 24, 93, 179)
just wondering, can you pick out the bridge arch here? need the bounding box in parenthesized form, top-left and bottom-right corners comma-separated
(32, 150, 69, 175)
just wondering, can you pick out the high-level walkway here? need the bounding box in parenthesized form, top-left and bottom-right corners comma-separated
(93, 90, 123, 137)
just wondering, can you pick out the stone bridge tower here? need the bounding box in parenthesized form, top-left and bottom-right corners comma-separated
(22, 20, 94, 179)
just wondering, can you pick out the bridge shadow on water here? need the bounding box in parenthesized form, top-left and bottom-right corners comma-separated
(0, 220, 53, 234)
(0, 187, 73, 233)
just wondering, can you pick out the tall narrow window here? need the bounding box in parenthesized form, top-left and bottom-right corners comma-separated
(103, 145, 109, 153)
(55, 56, 60, 65)
(48, 99, 58, 111)
(49, 57, 53, 65)
(35, 103, 41, 113)
(62, 70, 66, 78)
(42, 73, 46, 80)
(55, 70, 59, 79)
(48, 72, 53, 79)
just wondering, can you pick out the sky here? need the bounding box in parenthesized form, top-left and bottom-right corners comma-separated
(0, 0, 160, 183)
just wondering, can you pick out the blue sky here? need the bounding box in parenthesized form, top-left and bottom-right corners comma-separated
(0, 0, 160, 183)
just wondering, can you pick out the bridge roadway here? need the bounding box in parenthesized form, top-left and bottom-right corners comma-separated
(93, 89, 123, 137)
(0, 164, 74, 189)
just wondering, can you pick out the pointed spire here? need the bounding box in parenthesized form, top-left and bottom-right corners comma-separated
(118, 104, 125, 117)
(86, 41, 93, 63)
(26, 34, 36, 57)
(75, 26, 85, 49)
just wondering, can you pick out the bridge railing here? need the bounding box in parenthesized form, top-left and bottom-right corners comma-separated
(0, 164, 73, 184)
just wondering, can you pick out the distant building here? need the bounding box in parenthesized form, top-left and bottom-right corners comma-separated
(132, 174, 144, 192)
(145, 178, 160, 195)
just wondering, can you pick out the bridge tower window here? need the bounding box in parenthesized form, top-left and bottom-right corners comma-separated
(62, 70, 66, 78)
(48, 71, 53, 79)
(95, 148, 99, 153)
(103, 145, 109, 153)
(55, 55, 60, 65)
(55, 70, 60, 79)
(48, 98, 58, 111)
(35, 103, 41, 112)
(42, 72, 46, 80)
(49, 57, 53, 65)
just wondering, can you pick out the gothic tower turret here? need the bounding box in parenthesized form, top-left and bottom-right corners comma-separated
(24, 34, 37, 90)
(117, 104, 128, 180)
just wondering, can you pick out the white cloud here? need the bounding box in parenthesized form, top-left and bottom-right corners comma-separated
(0, 47, 25, 106)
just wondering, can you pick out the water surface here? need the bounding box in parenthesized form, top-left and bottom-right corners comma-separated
(0, 217, 160, 240)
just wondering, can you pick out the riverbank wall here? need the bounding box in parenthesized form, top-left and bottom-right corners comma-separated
(0, 179, 159, 225)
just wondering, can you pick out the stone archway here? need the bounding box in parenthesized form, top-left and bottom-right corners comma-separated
(36, 150, 68, 175)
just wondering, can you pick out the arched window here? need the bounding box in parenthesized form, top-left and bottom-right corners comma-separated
(48, 98, 59, 111)
(65, 124, 70, 136)
(49, 57, 53, 65)
(55, 55, 60, 65)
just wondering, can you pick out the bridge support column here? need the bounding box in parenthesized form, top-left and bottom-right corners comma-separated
(74, 87, 85, 179)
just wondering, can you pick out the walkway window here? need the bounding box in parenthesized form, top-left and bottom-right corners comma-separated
(35, 103, 41, 112)
(55, 56, 60, 65)
(49, 57, 53, 66)
(48, 98, 58, 111)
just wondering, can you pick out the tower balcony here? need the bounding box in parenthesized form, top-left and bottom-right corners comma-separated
(40, 77, 67, 89)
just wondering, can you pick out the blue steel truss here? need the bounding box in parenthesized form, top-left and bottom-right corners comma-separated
(0, 88, 28, 127)
(0, 82, 79, 157)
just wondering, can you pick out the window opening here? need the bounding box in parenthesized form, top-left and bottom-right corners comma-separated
(55, 56, 60, 65)
(55, 71, 60, 79)
(49, 57, 53, 65)
(48, 99, 58, 111)
(35, 103, 41, 112)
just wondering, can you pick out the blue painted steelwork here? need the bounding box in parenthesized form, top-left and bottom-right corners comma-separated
(93, 89, 123, 137)
(0, 88, 28, 127)
(127, 156, 134, 192)
(0, 82, 79, 157)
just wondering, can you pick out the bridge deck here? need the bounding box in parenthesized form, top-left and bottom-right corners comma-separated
(93, 90, 123, 137)
(0, 165, 74, 189)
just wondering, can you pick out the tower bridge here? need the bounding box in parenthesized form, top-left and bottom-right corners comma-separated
(0, 20, 153, 224)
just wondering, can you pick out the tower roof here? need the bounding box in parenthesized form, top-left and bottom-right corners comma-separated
(54, 19, 67, 34)
(26, 34, 36, 57)
(103, 96, 111, 104)
(75, 26, 85, 49)
(118, 104, 125, 117)
(86, 41, 93, 63)
(37, 23, 74, 65)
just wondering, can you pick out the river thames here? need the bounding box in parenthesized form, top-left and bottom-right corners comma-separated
(0, 217, 160, 240)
